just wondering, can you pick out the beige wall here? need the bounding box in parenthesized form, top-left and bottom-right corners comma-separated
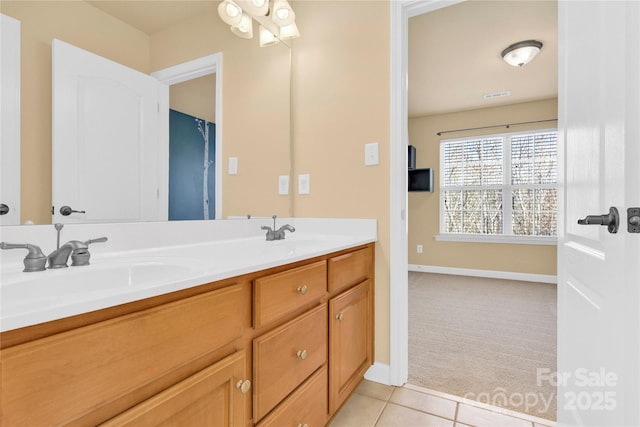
(291, 1, 391, 364)
(3, 1, 290, 223)
(408, 98, 558, 275)
(170, 74, 216, 123)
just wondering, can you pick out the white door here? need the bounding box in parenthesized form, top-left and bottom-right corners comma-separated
(52, 39, 165, 223)
(557, 1, 640, 425)
(0, 14, 21, 225)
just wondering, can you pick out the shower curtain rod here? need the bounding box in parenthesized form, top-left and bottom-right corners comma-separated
(436, 118, 558, 137)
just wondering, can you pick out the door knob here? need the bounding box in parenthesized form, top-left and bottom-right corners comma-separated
(577, 206, 619, 233)
(59, 205, 86, 216)
(0, 204, 9, 215)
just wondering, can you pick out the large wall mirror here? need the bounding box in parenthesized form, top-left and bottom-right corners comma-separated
(1, 0, 291, 225)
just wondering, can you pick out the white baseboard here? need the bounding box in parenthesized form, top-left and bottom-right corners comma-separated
(364, 362, 392, 386)
(408, 264, 557, 284)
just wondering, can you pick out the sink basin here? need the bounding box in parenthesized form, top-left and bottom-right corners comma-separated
(0, 258, 209, 319)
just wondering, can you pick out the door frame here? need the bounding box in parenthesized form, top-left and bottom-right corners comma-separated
(387, 0, 467, 387)
(152, 53, 223, 220)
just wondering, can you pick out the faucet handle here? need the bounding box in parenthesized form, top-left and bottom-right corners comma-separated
(84, 237, 108, 245)
(0, 242, 47, 272)
(71, 237, 108, 266)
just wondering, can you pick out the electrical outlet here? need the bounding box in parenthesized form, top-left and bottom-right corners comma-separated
(298, 174, 310, 194)
(278, 175, 289, 195)
(417, 244, 423, 253)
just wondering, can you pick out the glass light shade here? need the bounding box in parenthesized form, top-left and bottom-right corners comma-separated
(259, 25, 280, 47)
(218, 0, 243, 26)
(501, 40, 543, 67)
(240, 0, 269, 17)
(279, 22, 300, 40)
(271, 0, 295, 26)
(231, 13, 253, 39)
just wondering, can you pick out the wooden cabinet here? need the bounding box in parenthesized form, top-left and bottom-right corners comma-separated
(1, 283, 245, 426)
(257, 366, 328, 427)
(329, 280, 373, 413)
(253, 304, 328, 421)
(101, 351, 249, 427)
(0, 243, 374, 426)
(254, 260, 327, 328)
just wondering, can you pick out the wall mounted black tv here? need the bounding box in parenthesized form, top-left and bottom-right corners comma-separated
(408, 168, 434, 192)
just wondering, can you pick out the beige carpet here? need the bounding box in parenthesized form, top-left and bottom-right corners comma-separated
(408, 272, 557, 421)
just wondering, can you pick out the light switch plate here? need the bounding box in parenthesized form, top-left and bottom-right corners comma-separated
(228, 157, 238, 175)
(278, 175, 289, 195)
(298, 174, 310, 194)
(365, 142, 379, 166)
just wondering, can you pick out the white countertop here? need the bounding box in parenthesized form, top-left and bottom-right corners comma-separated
(0, 218, 376, 332)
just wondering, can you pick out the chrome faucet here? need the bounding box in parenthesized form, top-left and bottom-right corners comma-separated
(0, 224, 108, 272)
(261, 215, 295, 241)
(47, 240, 89, 269)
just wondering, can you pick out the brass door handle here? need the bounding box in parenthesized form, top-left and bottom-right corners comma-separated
(336, 313, 344, 321)
(236, 379, 251, 393)
(296, 349, 308, 360)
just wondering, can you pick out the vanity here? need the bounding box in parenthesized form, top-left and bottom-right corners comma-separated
(0, 218, 376, 426)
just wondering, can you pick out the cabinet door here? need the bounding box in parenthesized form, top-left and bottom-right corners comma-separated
(329, 280, 372, 414)
(101, 351, 249, 427)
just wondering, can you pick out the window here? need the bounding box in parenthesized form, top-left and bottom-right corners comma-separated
(439, 129, 557, 243)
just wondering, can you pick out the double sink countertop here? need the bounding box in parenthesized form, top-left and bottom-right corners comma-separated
(0, 218, 377, 332)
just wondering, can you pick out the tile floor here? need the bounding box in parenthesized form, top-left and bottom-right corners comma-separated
(329, 380, 556, 427)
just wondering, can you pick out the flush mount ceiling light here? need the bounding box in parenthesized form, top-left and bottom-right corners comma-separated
(218, 0, 300, 45)
(501, 40, 543, 67)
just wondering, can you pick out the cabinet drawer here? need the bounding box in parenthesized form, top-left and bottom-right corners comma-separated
(253, 304, 328, 421)
(257, 365, 328, 427)
(1, 283, 244, 426)
(328, 246, 372, 293)
(101, 351, 248, 427)
(254, 260, 327, 328)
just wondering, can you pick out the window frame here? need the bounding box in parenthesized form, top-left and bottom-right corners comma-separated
(438, 128, 558, 245)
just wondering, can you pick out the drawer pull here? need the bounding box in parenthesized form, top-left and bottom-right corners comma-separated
(336, 312, 344, 321)
(298, 424, 309, 427)
(236, 379, 251, 394)
(296, 349, 308, 360)
(296, 284, 308, 295)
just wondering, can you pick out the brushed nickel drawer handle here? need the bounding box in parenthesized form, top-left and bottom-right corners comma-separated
(296, 284, 308, 295)
(336, 313, 344, 321)
(236, 379, 251, 393)
(296, 349, 308, 360)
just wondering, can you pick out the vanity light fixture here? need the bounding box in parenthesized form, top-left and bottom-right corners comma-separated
(271, 0, 295, 26)
(239, 0, 269, 17)
(230, 12, 254, 39)
(218, 0, 243, 26)
(501, 40, 543, 67)
(217, 0, 300, 45)
(259, 25, 280, 47)
(280, 22, 300, 40)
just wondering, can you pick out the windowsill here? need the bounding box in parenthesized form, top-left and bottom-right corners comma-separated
(435, 234, 557, 245)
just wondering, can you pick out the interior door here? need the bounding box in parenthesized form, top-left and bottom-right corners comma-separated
(0, 14, 21, 225)
(52, 39, 165, 223)
(557, 1, 640, 425)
